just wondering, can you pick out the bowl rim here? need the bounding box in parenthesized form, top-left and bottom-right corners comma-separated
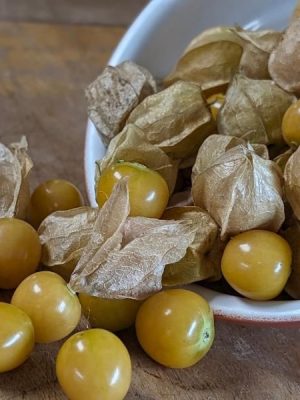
(84, 0, 300, 325)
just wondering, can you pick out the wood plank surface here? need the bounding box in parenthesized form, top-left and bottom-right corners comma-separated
(0, 3, 300, 400)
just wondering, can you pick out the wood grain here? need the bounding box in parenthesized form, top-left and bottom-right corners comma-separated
(0, 9, 300, 400)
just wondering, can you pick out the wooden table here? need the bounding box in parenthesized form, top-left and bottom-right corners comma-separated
(0, 1, 300, 399)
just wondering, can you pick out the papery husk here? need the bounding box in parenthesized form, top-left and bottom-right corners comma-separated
(292, 0, 300, 20)
(274, 148, 294, 172)
(86, 61, 157, 143)
(168, 190, 193, 208)
(164, 27, 244, 94)
(126, 81, 215, 159)
(38, 207, 98, 279)
(161, 206, 220, 286)
(269, 18, 300, 96)
(0, 136, 33, 219)
(236, 29, 282, 79)
(191, 134, 269, 183)
(69, 181, 196, 300)
(284, 146, 300, 220)
(217, 74, 296, 145)
(192, 144, 285, 239)
(282, 221, 300, 299)
(95, 124, 178, 194)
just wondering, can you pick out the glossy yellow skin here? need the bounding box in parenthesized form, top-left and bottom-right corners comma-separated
(11, 271, 81, 343)
(79, 293, 141, 332)
(56, 329, 131, 400)
(0, 302, 34, 373)
(135, 289, 214, 368)
(28, 179, 83, 228)
(0, 218, 41, 289)
(96, 162, 169, 218)
(282, 100, 300, 146)
(206, 93, 225, 120)
(221, 230, 292, 301)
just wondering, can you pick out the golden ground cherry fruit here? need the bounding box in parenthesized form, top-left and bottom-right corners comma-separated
(56, 329, 131, 400)
(282, 99, 300, 146)
(0, 218, 41, 289)
(221, 230, 292, 301)
(11, 271, 81, 343)
(28, 179, 83, 228)
(135, 289, 214, 368)
(79, 293, 141, 332)
(0, 302, 34, 373)
(206, 93, 225, 120)
(96, 162, 169, 218)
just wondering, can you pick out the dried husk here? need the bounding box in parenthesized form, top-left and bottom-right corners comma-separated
(274, 148, 294, 172)
(217, 74, 296, 145)
(0, 136, 33, 219)
(282, 221, 300, 299)
(168, 190, 193, 208)
(292, 0, 300, 20)
(284, 146, 300, 220)
(236, 29, 282, 79)
(95, 124, 179, 194)
(164, 27, 244, 94)
(161, 206, 220, 286)
(86, 61, 157, 143)
(191, 134, 269, 183)
(269, 18, 300, 96)
(69, 181, 196, 300)
(38, 207, 99, 280)
(126, 81, 215, 159)
(192, 144, 285, 239)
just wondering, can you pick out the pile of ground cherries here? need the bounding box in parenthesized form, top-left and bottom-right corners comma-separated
(1, 94, 298, 400)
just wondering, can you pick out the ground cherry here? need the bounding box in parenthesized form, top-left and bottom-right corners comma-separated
(11, 271, 81, 343)
(221, 230, 292, 301)
(136, 289, 214, 368)
(28, 179, 83, 228)
(96, 162, 169, 218)
(0, 218, 41, 289)
(0, 302, 34, 373)
(206, 93, 225, 120)
(79, 293, 141, 332)
(56, 329, 131, 400)
(282, 99, 300, 146)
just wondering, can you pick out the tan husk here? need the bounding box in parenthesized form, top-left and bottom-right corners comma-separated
(69, 180, 196, 300)
(164, 26, 244, 94)
(95, 124, 179, 194)
(168, 190, 193, 207)
(274, 148, 294, 172)
(217, 74, 296, 145)
(86, 61, 157, 143)
(192, 144, 285, 239)
(282, 221, 300, 299)
(191, 134, 269, 183)
(161, 206, 220, 286)
(269, 18, 300, 96)
(284, 146, 300, 220)
(38, 207, 99, 279)
(126, 81, 215, 159)
(0, 136, 33, 219)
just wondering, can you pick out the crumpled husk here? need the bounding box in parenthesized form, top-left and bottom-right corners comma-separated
(191, 134, 269, 183)
(161, 206, 220, 286)
(69, 180, 196, 300)
(269, 18, 300, 96)
(38, 207, 99, 280)
(274, 148, 294, 172)
(282, 221, 300, 299)
(126, 81, 215, 159)
(86, 61, 157, 143)
(168, 190, 193, 208)
(217, 74, 296, 145)
(284, 146, 300, 220)
(164, 26, 244, 94)
(236, 29, 282, 79)
(95, 124, 179, 194)
(0, 136, 33, 219)
(192, 144, 285, 239)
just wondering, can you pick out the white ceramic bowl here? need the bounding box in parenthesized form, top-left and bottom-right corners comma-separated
(84, 0, 300, 325)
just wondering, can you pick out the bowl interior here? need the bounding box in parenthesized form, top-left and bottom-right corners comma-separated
(84, 0, 300, 324)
